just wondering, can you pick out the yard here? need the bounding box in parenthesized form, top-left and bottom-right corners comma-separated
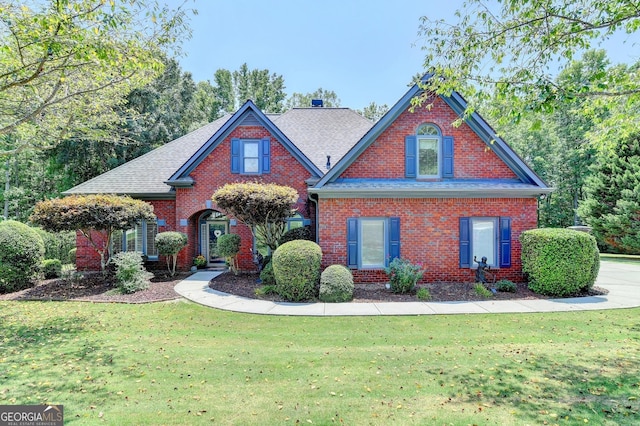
(1, 300, 638, 425)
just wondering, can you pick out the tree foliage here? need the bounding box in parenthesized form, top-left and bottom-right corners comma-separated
(0, 0, 193, 158)
(286, 88, 341, 109)
(212, 182, 298, 251)
(30, 194, 155, 270)
(417, 0, 640, 119)
(494, 50, 610, 227)
(578, 132, 640, 254)
(155, 231, 187, 276)
(357, 102, 389, 122)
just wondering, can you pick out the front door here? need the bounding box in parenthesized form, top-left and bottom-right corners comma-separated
(199, 211, 229, 267)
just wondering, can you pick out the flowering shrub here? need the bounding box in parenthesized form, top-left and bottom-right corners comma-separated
(384, 258, 425, 294)
(193, 255, 206, 267)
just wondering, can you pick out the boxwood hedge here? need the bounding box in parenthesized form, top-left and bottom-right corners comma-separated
(520, 228, 600, 297)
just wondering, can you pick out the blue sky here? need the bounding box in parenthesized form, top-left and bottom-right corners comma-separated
(172, 0, 639, 111)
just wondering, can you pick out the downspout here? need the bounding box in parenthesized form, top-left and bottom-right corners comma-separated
(308, 193, 319, 244)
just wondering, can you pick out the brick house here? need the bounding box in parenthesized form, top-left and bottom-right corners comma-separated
(64, 77, 551, 283)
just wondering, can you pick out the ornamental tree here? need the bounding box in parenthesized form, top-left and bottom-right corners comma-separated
(212, 182, 298, 252)
(30, 194, 155, 270)
(155, 231, 188, 276)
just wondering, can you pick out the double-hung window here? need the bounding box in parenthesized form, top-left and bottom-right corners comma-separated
(405, 124, 454, 179)
(347, 217, 400, 269)
(231, 138, 271, 175)
(417, 124, 440, 178)
(112, 220, 159, 260)
(459, 217, 511, 268)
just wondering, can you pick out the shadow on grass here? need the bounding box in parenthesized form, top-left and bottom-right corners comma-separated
(428, 351, 640, 424)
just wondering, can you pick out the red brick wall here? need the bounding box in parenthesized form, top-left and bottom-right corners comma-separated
(341, 97, 517, 180)
(172, 125, 315, 271)
(317, 197, 537, 283)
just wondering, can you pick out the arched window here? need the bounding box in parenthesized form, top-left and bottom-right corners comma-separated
(416, 123, 441, 178)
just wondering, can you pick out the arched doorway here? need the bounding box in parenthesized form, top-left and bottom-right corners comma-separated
(198, 210, 229, 268)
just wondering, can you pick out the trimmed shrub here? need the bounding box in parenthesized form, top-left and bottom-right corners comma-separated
(155, 231, 188, 276)
(272, 240, 322, 302)
(496, 279, 517, 293)
(112, 251, 153, 294)
(319, 264, 354, 303)
(260, 260, 276, 286)
(521, 228, 600, 297)
(217, 233, 241, 273)
(41, 259, 63, 279)
(34, 228, 76, 264)
(279, 225, 313, 246)
(0, 220, 45, 293)
(68, 248, 77, 265)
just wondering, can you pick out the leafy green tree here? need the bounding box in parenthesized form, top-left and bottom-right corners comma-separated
(357, 102, 389, 122)
(0, 0, 193, 158)
(578, 132, 640, 254)
(416, 0, 640, 119)
(30, 195, 155, 270)
(212, 182, 298, 252)
(286, 88, 341, 109)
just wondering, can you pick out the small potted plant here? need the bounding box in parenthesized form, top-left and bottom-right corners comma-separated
(193, 255, 207, 269)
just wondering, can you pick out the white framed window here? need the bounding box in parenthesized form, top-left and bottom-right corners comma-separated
(111, 220, 159, 260)
(417, 123, 441, 178)
(360, 218, 387, 269)
(471, 218, 498, 267)
(243, 140, 260, 173)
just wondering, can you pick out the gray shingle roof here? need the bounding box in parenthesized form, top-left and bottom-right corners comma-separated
(309, 178, 551, 198)
(64, 107, 373, 197)
(272, 108, 373, 171)
(64, 115, 232, 197)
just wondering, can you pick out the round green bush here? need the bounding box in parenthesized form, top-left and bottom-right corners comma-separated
(69, 248, 77, 265)
(279, 225, 313, 246)
(41, 259, 63, 279)
(0, 220, 45, 292)
(272, 240, 322, 302)
(521, 228, 600, 297)
(319, 264, 354, 303)
(34, 228, 76, 264)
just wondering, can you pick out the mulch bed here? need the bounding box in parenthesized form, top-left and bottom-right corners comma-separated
(0, 271, 188, 304)
(0, 270, 607, 304)
(208, 271, 608, 303)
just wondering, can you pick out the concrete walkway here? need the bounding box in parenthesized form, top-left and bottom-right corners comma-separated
(174, 260, 640, 316)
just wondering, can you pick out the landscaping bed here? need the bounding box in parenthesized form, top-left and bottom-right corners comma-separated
(0, 270, 607, 303)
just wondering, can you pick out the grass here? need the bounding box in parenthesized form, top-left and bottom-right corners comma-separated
(1, 301, 639, 425)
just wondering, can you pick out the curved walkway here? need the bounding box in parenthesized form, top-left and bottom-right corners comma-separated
(174, 260, 640, 316)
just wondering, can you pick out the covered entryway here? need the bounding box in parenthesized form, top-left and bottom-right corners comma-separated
(198, 210, 229, 268)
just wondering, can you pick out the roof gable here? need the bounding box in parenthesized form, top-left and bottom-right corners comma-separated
(314, 76, 548, 189)
(166, 100, 323, 184)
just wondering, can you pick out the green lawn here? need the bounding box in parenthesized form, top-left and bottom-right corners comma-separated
(1, 301, 639, 425)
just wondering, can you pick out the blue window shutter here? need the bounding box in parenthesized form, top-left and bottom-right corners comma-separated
(388, 217, 400, 265)
(347, 218, 358, 268)
(499, 217, 512, 267)
(261, 138, 271, 173)
(303, 218, 311, 226)
(405, 135, 417, 178)
(459, 217, 471, 268)
(443, 136, 454, 178)
(231, 138, 240, 173)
